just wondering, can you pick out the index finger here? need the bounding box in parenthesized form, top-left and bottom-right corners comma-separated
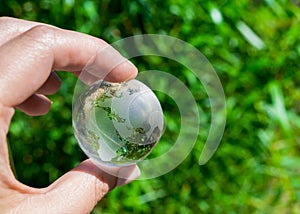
(0, 17, 58, 46)
(0, 19, 137, 107)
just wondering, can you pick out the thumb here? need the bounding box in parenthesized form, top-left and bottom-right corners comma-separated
(44, 159, 140, 214)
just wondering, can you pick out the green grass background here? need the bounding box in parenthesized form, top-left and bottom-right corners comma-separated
(1, 0, 300, 213)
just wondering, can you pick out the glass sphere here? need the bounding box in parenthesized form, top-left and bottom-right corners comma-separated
(72, 79, 164, 166)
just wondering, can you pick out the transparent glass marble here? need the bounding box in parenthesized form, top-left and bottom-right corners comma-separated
(72, 79, 164, 166)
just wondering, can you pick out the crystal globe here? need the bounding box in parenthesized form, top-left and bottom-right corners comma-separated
(72, 79, 164, 166)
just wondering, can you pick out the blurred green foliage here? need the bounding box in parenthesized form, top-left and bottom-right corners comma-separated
(2, 0, 300, 213)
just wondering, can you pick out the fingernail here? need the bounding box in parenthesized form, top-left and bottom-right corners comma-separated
(124, 60, 138, 81)
(50, 71, 62, 84)
(126, 59, 135, 68)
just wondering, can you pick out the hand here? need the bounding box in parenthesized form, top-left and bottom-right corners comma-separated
(0, 17, 140, 213)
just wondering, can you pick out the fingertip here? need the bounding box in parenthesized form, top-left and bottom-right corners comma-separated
(43, 160, 140, 213)
(36, 72, 62, 95)
(125, 60, 139, 80)
(81, 44, 138, 83)
(116, 164, 140, 187)
(16, 94, 52, 116)
(78, 159, 140, 188)
(104, 60, 138, 82)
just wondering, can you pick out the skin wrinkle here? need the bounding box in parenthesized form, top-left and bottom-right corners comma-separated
(0, 31, 54, 107)
(0, 17, 22, 46)
(96, 177, 110, 202)
(0, 17, 47, 46)
(83, 175, 100, 212)
(10, 185, 78, 214)
(60, 174, 105, 213)
(88, 172, 106, 208)
(11, 195, 44, 214)
(24, 25, 56, 47)
(43, 189, 59, 214)
(51, 29, 105, 71)
(21, 24, 56, 73)
(11, 187, 58, 214)
(38, 170, 111, 213)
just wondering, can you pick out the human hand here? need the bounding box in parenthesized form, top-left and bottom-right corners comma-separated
(0, 17, 140, 213)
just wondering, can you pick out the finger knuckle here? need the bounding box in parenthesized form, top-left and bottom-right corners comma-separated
(24, 25, 55, 45)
